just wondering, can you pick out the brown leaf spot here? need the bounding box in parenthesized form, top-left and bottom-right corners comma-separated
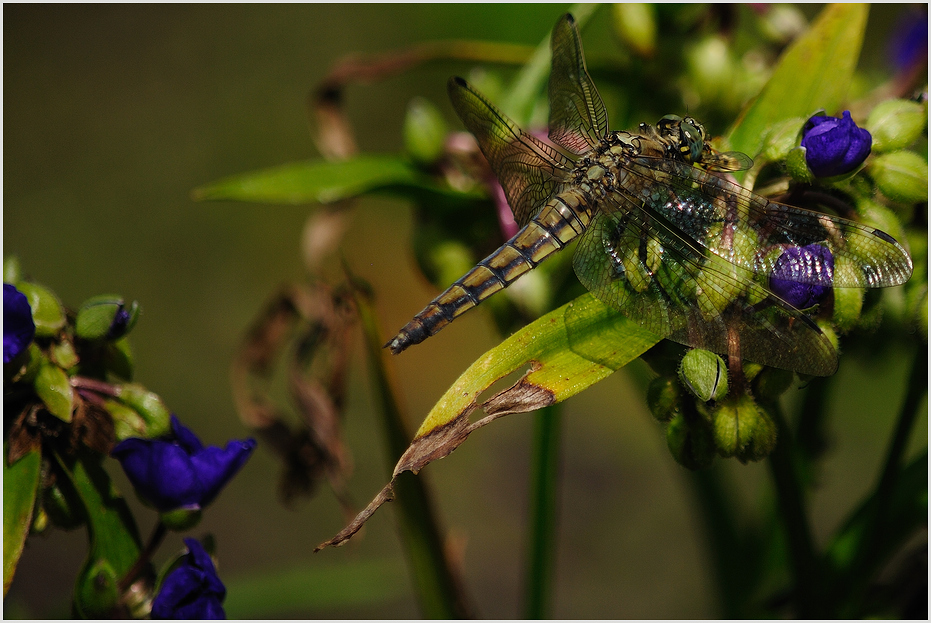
(482, 379, 556, 417)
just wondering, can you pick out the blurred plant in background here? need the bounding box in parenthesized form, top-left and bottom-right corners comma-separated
(6, 3, 927, 619)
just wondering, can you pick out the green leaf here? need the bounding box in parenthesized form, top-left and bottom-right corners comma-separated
(3, 445, 41, 596)
(727, 4, 868, 160)
(192, 154, 463, 205)
(54, 451, 143, 618)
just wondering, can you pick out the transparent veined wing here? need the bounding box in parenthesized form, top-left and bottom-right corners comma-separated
(447, 76, 575, 227)
(615, 155, 913, 290)
(547, 13, 609, 154)
(572, 195, 839, 376)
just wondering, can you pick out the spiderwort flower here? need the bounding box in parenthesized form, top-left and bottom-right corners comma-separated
(4, 283, 35, 363)
(111, 415, 256, 513)
(800, 111, 872, 177)
(769, 244, 834, 309)
(152, 538, 226, 619)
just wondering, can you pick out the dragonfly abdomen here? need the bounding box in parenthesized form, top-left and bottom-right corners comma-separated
(386, 189, 593, 354)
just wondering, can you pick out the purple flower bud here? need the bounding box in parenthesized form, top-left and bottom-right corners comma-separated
(801, 111, 872, 177)
(106, 303, 133, 339)
(152, 538, 226, 619)
(769, 244, 834, 309)
(4, 284, 35, 363)
(111, 415, 256, 512)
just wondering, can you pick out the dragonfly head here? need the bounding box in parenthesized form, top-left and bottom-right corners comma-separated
(656, 114, 706, 164)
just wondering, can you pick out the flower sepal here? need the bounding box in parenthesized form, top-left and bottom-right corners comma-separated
(114, 384, 172, 439)
(866, 99, 927, 153)
(646, 376, 681, 422)
(76, 295, 140, 341)
(15, 281, 66, 339)
(160, 507, 203, 532)
(666, 411, 715, 470)
(678, 349, 729, 402)
(711, 394, 777, 463)
(868, 150, 928, 205)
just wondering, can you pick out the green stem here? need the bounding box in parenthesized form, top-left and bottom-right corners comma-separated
(795, 376, 832, 465)
(766, 401, 823, 617)
(118, 520, 167, 594)
(352, 283, 472, 619)
(688, 466, 749, 618)
(835, 342, 928, 615)
(867, 342, 927, 547)
(522, 404, 562, 619)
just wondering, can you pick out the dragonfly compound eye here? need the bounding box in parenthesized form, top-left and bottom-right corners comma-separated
(678, 120, 705, 163)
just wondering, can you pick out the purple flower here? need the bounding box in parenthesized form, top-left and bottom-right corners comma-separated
(4, 284, 35, 363)
(769, 244, 834, 309)
(801, 111, 872, 177)
(111, 415, 256, 512)
(152, 538, 226, 619)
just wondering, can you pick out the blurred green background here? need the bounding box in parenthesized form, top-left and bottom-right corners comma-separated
(4, 4, 926, 618)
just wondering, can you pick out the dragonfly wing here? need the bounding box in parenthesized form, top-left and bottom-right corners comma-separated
(548, 13, 609, 154)
(634, 157, 913, 289)
(448, 76, 575, 227)
(573, 203, 838, 376)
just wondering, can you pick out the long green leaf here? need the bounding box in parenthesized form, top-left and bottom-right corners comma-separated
(727, 3, 868, 159)
(3, 446, 41, 596)
(192, 154, 467, 205)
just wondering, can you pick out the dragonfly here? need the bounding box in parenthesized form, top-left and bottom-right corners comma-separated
(386, 13, 913, 377)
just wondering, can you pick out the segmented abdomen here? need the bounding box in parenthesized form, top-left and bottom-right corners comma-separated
(386, 188, 593, 354)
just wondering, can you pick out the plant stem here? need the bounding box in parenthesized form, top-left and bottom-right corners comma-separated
(688, 466, 750, 618)
(522, 404, 562, 619)
(351, 282, 472, 618)
(835, 342, 928, 615)
(867, 342, 927, 549)
(766, 401, 823, 617)
(118, 520, 166, 594)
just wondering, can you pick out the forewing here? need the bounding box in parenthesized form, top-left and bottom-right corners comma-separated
(547, 14, 609, 154)
(622, 156, 913, 289)
(448, 76, 574, 227)
(573, 205, 838, 376)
